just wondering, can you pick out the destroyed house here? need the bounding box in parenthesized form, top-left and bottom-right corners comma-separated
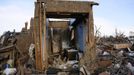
(33, 0, 98, 70)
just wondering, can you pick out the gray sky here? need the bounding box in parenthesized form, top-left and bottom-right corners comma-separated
(0, 0, 134, 36)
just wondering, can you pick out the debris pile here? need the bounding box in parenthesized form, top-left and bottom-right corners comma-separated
(93, 35, 134, 75)
(1, 0, 134, 75)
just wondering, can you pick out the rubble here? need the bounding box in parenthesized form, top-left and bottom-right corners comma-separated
(93, 34, 134, 75)
(1, 0, 134, 75)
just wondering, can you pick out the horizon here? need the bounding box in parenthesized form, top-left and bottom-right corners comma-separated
(0, 0, 133, 36)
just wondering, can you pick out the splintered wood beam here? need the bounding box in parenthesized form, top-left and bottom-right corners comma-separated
(88, 6, 96, 62)
(88, 6, 94, 47)
(39, 2, 43, 70)
(42, 2, 48, 70)
(34, 2, 48, 71)
(34, 2, 43, 70)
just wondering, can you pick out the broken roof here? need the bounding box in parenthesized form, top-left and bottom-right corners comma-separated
(35, 0, 98, 18)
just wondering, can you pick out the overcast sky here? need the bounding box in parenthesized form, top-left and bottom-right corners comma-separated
(0, 0, 134, 36)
